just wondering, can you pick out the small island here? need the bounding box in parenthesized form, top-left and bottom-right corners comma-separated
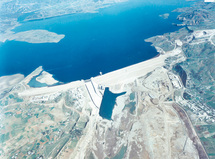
(159, 13, 169, 19)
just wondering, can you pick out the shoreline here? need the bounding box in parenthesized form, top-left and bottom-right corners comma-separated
(18, 46, 181, 97)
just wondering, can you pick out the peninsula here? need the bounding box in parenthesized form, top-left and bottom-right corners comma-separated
(1, 30, 65, 43)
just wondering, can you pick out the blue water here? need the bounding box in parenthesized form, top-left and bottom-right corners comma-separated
(27, 71, 48, 88)
(0, 0, 192, 83)
(99, 88, 126, 120)
(28, 71, 61, 87)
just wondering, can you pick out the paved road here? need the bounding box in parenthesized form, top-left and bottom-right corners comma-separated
(172, 103, 209, 159)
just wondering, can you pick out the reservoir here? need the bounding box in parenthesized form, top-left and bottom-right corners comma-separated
(99, 88, 126, 120)
(0, 0, 191, 83)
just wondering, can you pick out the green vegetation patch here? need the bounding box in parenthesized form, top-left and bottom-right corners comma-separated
(0, 133, 10, 143)
(105, 145, 127, 159)
(112, 146, 127, 159)
(207, 101, 215, 108)
(17, 135, 24, 141)
(65, 92, 76, 107)
(52, 128, 59, 132)
(21, 116, 32, 123)
(34, 113, 39, 118)
(8, 93, 24, 102)
(15, 114, 22, 118)
(9, 94, 14, 99)
(4, 112, 13, 117)
(46, 135, 50, 140)
(123, 102, 136, 114)
(48, 113, 55, 120)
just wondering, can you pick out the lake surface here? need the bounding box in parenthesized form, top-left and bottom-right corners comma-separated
(0, 0, 192, 83)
